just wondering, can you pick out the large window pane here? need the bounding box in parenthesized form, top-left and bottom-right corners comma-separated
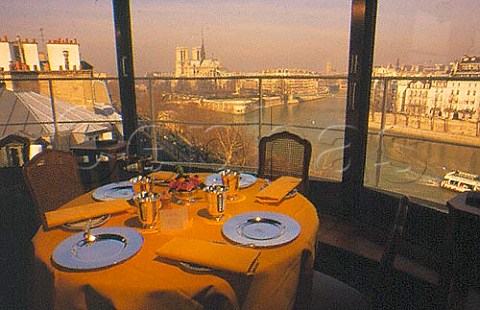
(3, 1, 352, 182)
(367, 1, 480, 206)
(130, 1, 351, 180)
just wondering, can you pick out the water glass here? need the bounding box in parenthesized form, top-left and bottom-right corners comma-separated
(204, 185, 228, 221)
(220, 169, 240, 200)
(134, 192, 160, 229)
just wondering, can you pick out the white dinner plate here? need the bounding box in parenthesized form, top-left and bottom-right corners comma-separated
(222, 211, 301, 247)
(205, 173, 257, 189)
(62, 214, 111, 230)
(92, 181, 135, 201)
(52, 226, 143, 271)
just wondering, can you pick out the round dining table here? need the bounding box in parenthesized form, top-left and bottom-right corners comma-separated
(32, 171, 319, 310)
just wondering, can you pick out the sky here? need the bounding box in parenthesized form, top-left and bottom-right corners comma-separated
(1, 0, 479, 76)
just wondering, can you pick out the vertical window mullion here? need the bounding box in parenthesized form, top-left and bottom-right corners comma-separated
(342, 0, 378, 213)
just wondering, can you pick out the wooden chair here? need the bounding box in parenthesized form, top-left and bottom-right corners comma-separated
(23, 150, 85, 220)
(258, 131, 312, 194)
(374, 195, 452, 309)
(372, 195, 411, 308)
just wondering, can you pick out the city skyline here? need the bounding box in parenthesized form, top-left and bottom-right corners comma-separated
(1, 0, 479, 75)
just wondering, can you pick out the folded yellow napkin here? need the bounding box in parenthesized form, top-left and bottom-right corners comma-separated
(255, 176, 301, 203)
(44, 199, 132, 229)
(150, 171, 177, 181)
(155, 237, 261, 275)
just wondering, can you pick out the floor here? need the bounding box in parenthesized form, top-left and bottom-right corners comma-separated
(317, 213, 387, 261)
(315, 213, 446, 310)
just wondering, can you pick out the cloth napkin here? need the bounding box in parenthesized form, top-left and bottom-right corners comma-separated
(155, 237, 261, 275)
(255, 176, 301, 203)
(150, 171, 177, 181)
(44, 199, 132, 229)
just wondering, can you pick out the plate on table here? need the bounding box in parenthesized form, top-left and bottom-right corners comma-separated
(179, 261, 212, 272)
(92, 181, 135, 201)
(222, 211, 301, 247)
(205, 173, 257, 189)
(52, 226, 143, 270)
(284, 188, 298, 199)
(62, 214, 111, 230)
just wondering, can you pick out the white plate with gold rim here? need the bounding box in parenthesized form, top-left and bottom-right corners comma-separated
(222, 211, 300, 247)
(92, 181, 135, 201)
(52, 226, 143, 270)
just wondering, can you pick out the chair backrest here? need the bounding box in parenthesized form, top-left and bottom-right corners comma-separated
(380, 195, 410, 271)
(23, 150, 85, 217)
(377, 196, 453, 308)
(374, 196, 411, 307)
(258, 131, 312, 194)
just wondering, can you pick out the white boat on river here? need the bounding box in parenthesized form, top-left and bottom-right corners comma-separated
(440, 170, 480, 192)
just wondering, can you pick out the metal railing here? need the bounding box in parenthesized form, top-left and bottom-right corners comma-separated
(1, 73, 480, 205)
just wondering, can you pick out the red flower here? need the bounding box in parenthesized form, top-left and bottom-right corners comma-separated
(169, 175, 200, 192)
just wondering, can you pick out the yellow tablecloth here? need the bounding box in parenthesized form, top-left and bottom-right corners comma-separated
(32, 173, 319, 310)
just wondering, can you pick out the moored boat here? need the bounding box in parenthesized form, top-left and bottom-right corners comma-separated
(440, 170, 480, 192)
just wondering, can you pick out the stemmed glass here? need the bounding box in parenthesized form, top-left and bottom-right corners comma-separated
(204, 185, 228, 222)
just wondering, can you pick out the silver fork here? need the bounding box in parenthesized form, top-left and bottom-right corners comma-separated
(83, 219, 97, 243)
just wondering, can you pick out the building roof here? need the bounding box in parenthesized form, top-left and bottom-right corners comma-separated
(0, 89, 121, 141)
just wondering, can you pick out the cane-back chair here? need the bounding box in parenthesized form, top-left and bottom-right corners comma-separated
(258, 131, 312, 194)
(23, 150, 85, 218)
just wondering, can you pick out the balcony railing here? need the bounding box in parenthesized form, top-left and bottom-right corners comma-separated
(1, 74, 479, 206)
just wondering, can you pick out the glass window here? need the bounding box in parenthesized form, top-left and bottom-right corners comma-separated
(126, 1, 352, 181)
(366, 0, 480, 206)
(7, 1, 478, 210)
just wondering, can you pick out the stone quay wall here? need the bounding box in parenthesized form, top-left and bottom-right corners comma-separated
(369, 112, 480, 147)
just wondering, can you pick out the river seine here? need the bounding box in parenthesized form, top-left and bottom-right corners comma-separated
(159, 96, 480, 205)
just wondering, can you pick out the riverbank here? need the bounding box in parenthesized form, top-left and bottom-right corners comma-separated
(368, 112, 480, 148)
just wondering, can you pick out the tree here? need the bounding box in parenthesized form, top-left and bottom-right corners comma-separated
(203, 125, 251, 166)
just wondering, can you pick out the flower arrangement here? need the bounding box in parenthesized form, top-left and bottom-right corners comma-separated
(168, 165, 202, 192)
(168, 175, 201, 192)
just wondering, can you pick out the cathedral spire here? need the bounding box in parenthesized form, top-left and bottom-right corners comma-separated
(200, 27, 206, 62)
